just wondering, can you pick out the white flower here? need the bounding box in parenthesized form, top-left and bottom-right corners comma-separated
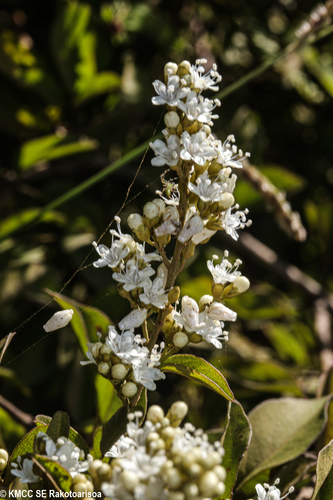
(139, 277, 169, 309)
(189, 58, 222, 92)
(105, 435, 136, 458)
(196, 311, 228, 348)
(180, 131, 216, 166)
(43, 309, 74, 332)
(113, 259, 155, 291)
(135, 243, 163, 263)
(207, 251, 242, 284)
(44, 436, 92, 477)
(118, 308, 147, 331)
(188, 170, 228, 203)
(255, 479, 294, 500)
(150, 134, 181, 167)
(152, 74, 190, 106)
(92, 217, 133, 269)
(214, 135, 250, 169)
(178, 214, 204, 243)
(178, 91, 220, 125)
(11, 457, 39, 484)
(133, 360, 166, 391)
(220, 205, 251, 241)
(106, 326, 148, 366)
(174, 296, 202, 331)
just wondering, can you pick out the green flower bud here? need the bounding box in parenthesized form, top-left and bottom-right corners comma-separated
(147, 405, 165, 424)
(223, 276, 250, 298)
(173, 332, 188, 349)
(177, 60, 191, 76)
(111, 363, 128, 380)
(167, 401, 188, 426)
(218, 193, 235, 211)
(98, 361, 110, 376)
(168, 286, 180, 304)
(164, 111, 180, 129)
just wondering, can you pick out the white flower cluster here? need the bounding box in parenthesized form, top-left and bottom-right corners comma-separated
(90, 402, 226, 500)
(150, 58, 251, 243)
(11, 433, 93, 485)
(256, 478, 294, 500)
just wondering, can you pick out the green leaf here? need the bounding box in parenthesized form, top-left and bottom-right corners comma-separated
(0, 208, 66, 240)
(18, 134, 98, 169)
(220, 401, 252, 499)
(238, 396, 332, 489)
(95, 374, 122, 424)
(34, 455, 72, 492)
(92, 426, 103, 460)
(75, 71, 121, 104)
(161, 354, 234, 401)
(3, 426, 48, 483)
(311, 439, 333, 500)
(100, 405, 128, 457)
(46, 411, 70, 441)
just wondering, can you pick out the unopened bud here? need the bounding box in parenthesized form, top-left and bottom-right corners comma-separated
(177, 60, 191, 76)
(218, 193, 235, 211)
(213, 465, 227, 482)
(98, 362, 110, 376)
(152, 198, 166, 215)
(91, 342, 103, 359)
(168, 286, 180, 304)
(198, 471, 219, 497)
(128, 213, 144, 231)
(164, 62, 178, 80)
(143, 202, 161, 227)
(178, 215, 204, 243)
(201, 124, 211, 136)
(72, 474, 88, 485)
(118, 308, 147, 331)
(163, 206, 179, 222)
(122, 382, 138, 398)
(147, 405, 165, 423)
(181, 296, 200, 330)
(183, 242, 196, 259)
(121, 470, 139, 492)
(43, 309, 74, 332)
(111, 363, 128, 380)
(100, 344, 112, 361)
(95, 463, 112, 482)
(173, 331, 188, 348)
(198, 295, 213, 312)
(167, 401, 188, 426)
(223, 276, 250, 298)
(155, 220, 180, 237)
(164, 111, 180, 129)
(165, 467, 183, 489)
(89, 460, 103, 478)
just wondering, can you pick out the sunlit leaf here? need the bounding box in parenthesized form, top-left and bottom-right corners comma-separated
(220, 401, 252, 499)
(95, 374, 122, 424)
(0, 209, 66, 240)
(238, 396, 332, 488)
(161, 354, 234, 401)
(34, 456, 72, 492)
(311, 439, 333, 500)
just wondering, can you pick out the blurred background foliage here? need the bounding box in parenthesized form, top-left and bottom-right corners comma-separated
(1, 0, 333, 484)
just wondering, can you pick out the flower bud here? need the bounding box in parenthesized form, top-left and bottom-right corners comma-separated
(143, 202, 161, 227)
(95, 463, 112, 482)
(164, 62, 178, 80)
(100, 344, 112, 361)
(178, 215, 204, 243)
(167, 401, 188, 426)
(43, 309, 74, 332)
(0, 449, 9, 470)
(147, 405, 165, 423)
(218, 193, 235, 211)
(152, 198, 166, 215)
(121, 470, 139, 492)
(164, 111, 180, 129)
(177, 60, 191, 76)
(155, 220, 179, 237)
(168, 286, 180, 304)
(201, 124, 211, 135)
(163, 206, 179, 222)
(118, 308, 147, 331)
(190, 332, 203, 343)
(183, 242, 196, 259)
(198, 471, 219, 497)
(89, 460, 103, 478)
(206, 302, 237, 322)
(122, 382, 138, 398)
(173, 332, 188, 348)
(98, 362, 110, 376)
(198, 295, 213, 312)
(166, 491, 185, 500)
(128, 213, 144, 231)
(91, 342, 103, 359)
(213, 465, 227, 481)
(72, 474, 87, 485)
(111, 363, 128, 380)
(223, 276, 250, 298)
(165, 467, 183, 490)
(72, 481, 94, 494)
(183, 483, 199, 497)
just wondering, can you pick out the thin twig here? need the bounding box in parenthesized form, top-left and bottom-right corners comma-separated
(0, 394, 34, 428)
